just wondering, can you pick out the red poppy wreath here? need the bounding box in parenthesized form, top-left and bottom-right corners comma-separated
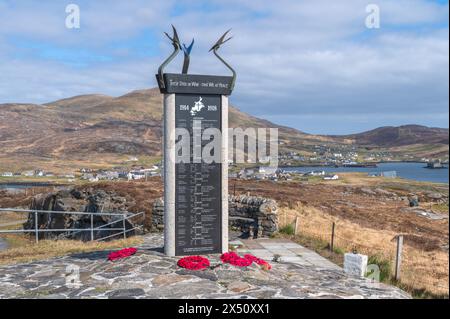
(177, 256, 211, 270)
(108, 247, 137, 261)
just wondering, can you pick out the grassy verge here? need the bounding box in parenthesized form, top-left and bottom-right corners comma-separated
(277, 202, 449, 298)
(273, 230, 449, 299)
(0, 235, 143, 266)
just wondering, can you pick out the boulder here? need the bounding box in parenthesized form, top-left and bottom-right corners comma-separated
(407, 194, 419, 207)
(425, 192, 443, 200)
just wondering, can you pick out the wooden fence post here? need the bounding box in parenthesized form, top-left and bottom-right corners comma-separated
(90, 213, 94, 241)
(330, 222, 335, 252)
(123, 214, 127, 239)
(294, 217, 299, 236)
(143, 211, 146, 234)
(34, 210, 38, 244)
(395, 235, 403, 281)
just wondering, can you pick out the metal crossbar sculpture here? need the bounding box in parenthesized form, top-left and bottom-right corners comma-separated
(156, 25, 236, 90)
(157, 25, 181, 89)
(182, 39, 194, 74)
(209, 29, 236, 91)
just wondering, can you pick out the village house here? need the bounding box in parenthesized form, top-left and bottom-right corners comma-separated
(22, 170, 35, 177)
(1, 172, 13, 177)
(127, 171, 146, 180)
(97, 171, 119, 180)
(306, 170, 325, 176)
(323, 174, 339, 180)
(81, 173, 95, 180)
(35, 170, 45, 177)
(89, 176, 99, 182)
(258, 166, 278, 175)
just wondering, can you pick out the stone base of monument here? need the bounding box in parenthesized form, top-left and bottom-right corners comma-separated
(0, 233, 410, 299)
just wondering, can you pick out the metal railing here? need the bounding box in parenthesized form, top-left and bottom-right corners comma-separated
(0, 208, 145, 243)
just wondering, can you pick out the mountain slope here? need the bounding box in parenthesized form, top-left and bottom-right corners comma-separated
(0, 89, 331, 171)
(341, 125, 449, 147)
(0, 89, 448, 172)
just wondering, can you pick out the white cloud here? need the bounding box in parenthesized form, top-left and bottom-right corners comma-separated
(0, 0, 448, 134)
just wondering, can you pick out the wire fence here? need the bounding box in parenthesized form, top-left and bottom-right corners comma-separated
(281, 209, 449, 296)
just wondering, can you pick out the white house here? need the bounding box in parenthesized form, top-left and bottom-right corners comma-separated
(22, 170, 35, 177)
(258, 166, 278, 175)
(323, 174, 339, 180)
(89, 176, 99, 182)
(1, 172, 13, 177)
(307, 170, 325, 176)
(35, 170, 45, 177)
(128, 171, 146, 180)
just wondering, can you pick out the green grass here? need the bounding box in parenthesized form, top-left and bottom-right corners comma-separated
(432, 203, 449, 214)
(367, 254, 392, 282)
(279, 224, 295, 235)
(278, 231, 448, 299)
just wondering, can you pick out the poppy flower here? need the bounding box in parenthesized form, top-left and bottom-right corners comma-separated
(177, 256, 210, 270)
(108, 247, 137, 261)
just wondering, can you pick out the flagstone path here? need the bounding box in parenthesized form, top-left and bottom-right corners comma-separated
(0, 234, 410, 299)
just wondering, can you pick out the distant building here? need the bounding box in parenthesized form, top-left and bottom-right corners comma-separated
(35, 170, 45, 177)
(323, 174, 339, 180)
(1, 172, 13, 177)
(258, 166, 278, 175)
(239, 168, 255, 179)
(97, 171, 119, 180)
(427, 160, 444, 169)
(81, 173, 94, 180)
(306, 170, 325, 176)
(128, 171, 145, 180)
(22, 170, 34, 177)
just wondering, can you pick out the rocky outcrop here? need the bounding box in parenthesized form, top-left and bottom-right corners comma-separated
(24, 188, 141, 241)
(151, 195, 279, 238)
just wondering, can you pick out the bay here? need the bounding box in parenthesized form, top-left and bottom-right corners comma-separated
(283, 162, 448, 184)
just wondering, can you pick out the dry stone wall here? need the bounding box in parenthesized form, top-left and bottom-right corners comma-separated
(151, 195, 279, 238)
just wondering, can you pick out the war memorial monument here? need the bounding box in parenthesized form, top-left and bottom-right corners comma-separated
(156, 26, 236, 256)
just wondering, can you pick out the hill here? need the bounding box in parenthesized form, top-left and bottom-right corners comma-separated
(0, 89, 448, 172)
(337, 125, 449, 159)
(341, 125, 448, 147)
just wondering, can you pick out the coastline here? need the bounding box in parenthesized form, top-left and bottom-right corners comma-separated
(279, 162, 449, 184)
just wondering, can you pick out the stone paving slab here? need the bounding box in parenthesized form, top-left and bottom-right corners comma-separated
(0, 234, 411, 299)
(240, 238, 342, 271)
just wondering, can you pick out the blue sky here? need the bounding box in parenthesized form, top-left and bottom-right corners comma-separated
(0, 0, 448, 134)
